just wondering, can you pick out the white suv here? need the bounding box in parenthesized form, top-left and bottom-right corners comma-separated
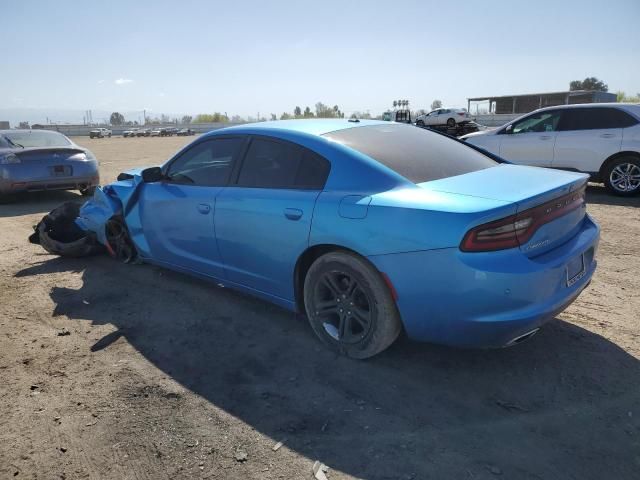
(461, 103, 640, 196)
(89, 127, 112, 139)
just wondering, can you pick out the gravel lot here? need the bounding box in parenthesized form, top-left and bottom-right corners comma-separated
(1, 135, 639, 479)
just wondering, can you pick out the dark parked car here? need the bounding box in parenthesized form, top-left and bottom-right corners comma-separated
(177, 128, 195, 136)
(0, 129, 99, 201)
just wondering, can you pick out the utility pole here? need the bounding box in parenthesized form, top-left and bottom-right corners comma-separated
(143, 109, 146, 125)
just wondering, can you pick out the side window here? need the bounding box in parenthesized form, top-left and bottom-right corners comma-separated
(237, 138, 330, 189)
(166, 137, 244, 186)
(295, 149, 331, 189)
(559, 108, 639, 131)
(511, 111, 561, 134)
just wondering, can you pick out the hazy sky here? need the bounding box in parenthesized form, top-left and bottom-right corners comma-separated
(2, 0, 639, 119)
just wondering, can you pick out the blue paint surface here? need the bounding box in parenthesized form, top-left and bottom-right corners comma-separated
(74, 120, 600, 347)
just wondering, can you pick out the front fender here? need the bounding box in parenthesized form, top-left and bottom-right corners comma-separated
(75, 168, 150, 253)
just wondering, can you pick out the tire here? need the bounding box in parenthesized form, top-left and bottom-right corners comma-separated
(446, 118, 456, 127)
(108, 133, 111, 138)
(105, 217, 137, 263)
(303, 251, 402, 359)
(603, 155, 640, 196)
(80, 186, 96, 196)
(0, 193, 16, 204)
(416, 120, 425, 127)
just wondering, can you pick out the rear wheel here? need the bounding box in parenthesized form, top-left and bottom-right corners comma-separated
(603, 156, 640, 196)
(0, 193, 16, 204)
(303, 251, 401, 359)
(446, 118, 456, 127)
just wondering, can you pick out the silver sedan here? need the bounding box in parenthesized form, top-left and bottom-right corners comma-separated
(0, 129, 99, 201)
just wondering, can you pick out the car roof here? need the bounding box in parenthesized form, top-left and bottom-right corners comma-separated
(208, 119, 390, 138)
(536, 102, 637, 112)
(0, 129, 67, 134)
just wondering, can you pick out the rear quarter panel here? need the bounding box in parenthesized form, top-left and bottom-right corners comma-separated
(309, 187, 516, 256)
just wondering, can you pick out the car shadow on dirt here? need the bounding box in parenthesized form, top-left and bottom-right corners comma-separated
(586, 183, 640, 207)
(15, 256, 640, 479)
(0, 190, 84, 218)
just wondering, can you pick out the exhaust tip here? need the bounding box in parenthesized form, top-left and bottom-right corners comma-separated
(505, 328, 540, 347)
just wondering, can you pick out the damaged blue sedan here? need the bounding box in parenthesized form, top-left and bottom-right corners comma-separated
(32, 120, 599, 358)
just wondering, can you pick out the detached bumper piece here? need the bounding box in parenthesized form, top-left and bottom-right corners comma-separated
(29, 202, 104, 257)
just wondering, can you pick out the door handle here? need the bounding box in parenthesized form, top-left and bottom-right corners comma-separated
(539, 135, 552, 140)
(197, 203, 211, 214)
(284, 208, 303, 220)
(599, 133, 615, 138)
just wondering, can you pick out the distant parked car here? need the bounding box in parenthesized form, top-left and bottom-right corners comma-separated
(416, 108, 471, 128)
(165, 127, 179, 136)
(177, 128, 195, 136)
(89, 127, 112, 139)
(136, 129, 151, 137)
(150, 128, 162, 137)
(123, 129, 138, 138)
(461, 104, 640, 196)
(0, 129, 99, 201)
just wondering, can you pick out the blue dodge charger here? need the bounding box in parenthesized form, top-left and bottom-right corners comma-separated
(71, 119, 599, 358)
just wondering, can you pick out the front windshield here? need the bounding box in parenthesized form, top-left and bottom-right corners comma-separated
(3, 130, 72, 148)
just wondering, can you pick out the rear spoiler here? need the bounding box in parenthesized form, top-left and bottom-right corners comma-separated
(15, 147, 86, 156)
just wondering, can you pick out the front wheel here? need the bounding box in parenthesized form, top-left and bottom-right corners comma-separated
(303, 251, 402, 359)
(105, 217, 137, 263)
(603, 156, 640, 196)
(416, 120, 425, 127)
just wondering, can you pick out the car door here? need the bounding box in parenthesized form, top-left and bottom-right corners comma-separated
(138, 136, 246, 278)
(553, 107, 628, 173)
(498, 109, 562, 167)
(215, 136, 330, 301)
(427, 109, 442, 125)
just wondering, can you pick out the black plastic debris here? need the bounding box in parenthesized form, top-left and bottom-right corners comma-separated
(29, 202, 104, 257)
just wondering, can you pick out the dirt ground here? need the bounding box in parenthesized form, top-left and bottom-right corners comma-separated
(1, 135, 639, 480)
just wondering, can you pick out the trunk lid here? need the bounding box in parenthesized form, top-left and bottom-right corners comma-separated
(13, 147, 88, 181)
(419, 164, 589, 256)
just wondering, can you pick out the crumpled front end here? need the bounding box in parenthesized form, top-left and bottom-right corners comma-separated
(30, 168, 149, 260)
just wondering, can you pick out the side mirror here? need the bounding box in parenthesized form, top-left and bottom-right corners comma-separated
(505, 124, 513, 134)
(141, 166, 163, 183)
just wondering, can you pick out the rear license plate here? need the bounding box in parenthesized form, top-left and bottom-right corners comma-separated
(566, 254, 586, 287)
(51, 165, 72, 177)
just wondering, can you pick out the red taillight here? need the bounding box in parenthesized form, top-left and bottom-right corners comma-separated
(457, 112, 465, 116)
(460, 185, 586, 252)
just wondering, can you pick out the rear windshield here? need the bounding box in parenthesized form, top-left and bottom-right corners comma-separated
(323, 124, 497, 183)
(2, 130, 72, 148)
